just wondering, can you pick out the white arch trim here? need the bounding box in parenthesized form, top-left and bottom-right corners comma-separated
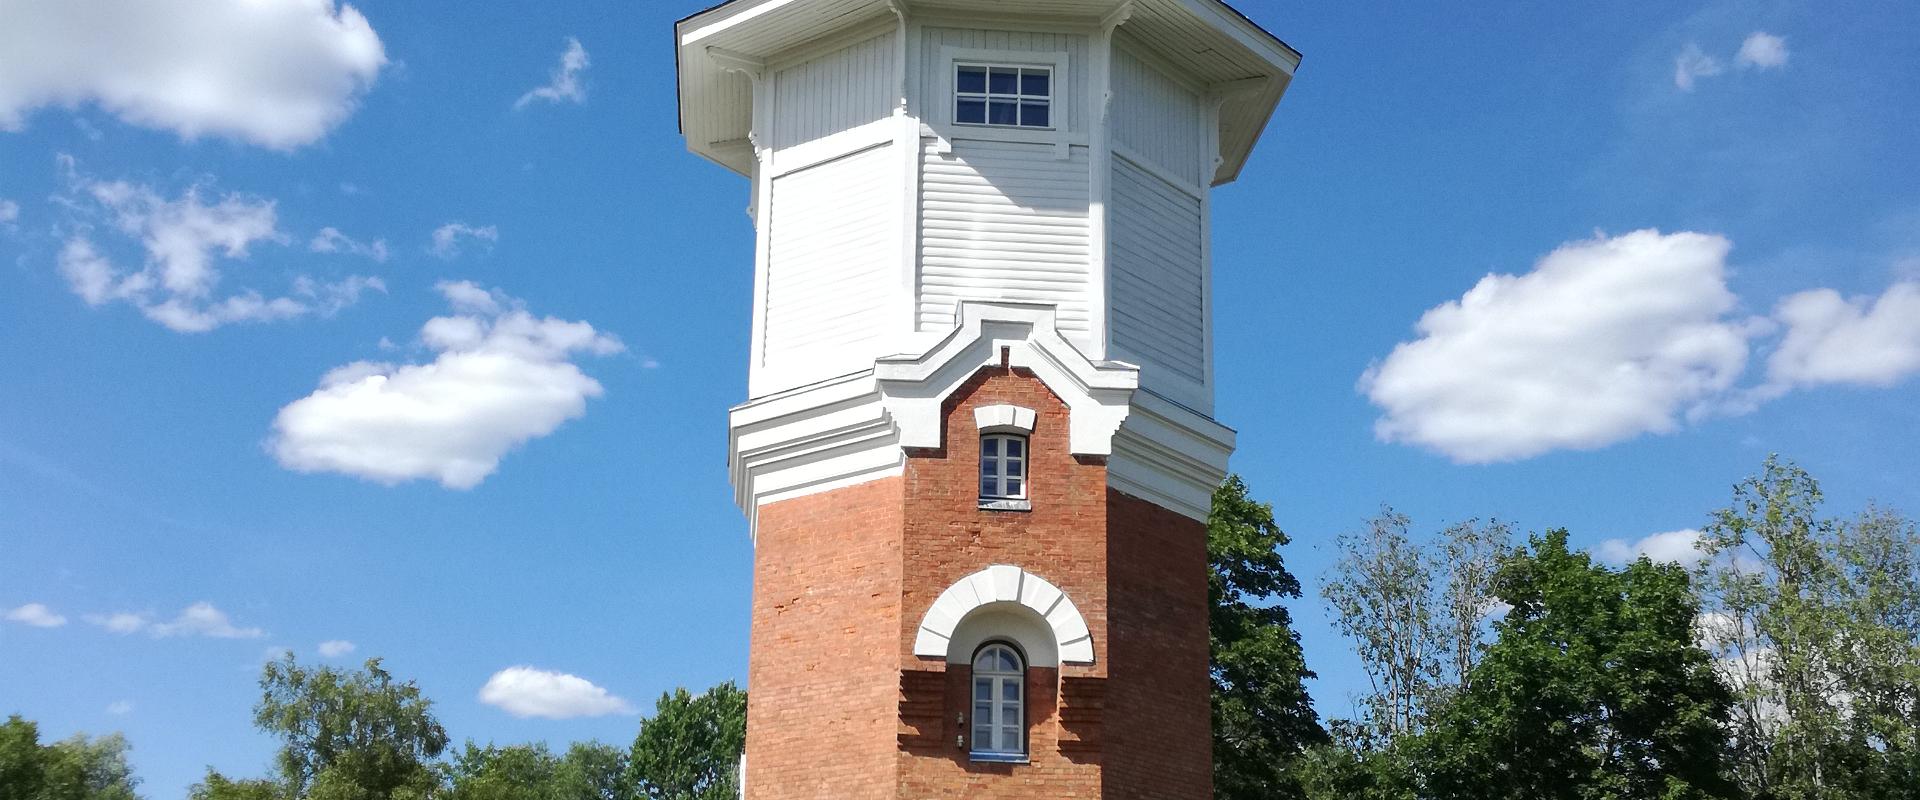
(913, 565, 1094, 665)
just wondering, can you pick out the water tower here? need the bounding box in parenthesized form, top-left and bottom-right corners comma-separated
(675, 1, 1298, 795)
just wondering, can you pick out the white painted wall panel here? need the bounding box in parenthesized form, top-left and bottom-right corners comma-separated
(919, 140, 1093, 347)
(763, 144, 896, 374)
(1110, 156, 1206, 387)
(771, 31, 897, 152)
(919, 27, 1089, 133)
(1111, 44, 1205, 187)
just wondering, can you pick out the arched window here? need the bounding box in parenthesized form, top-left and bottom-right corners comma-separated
(971, 642, 1025, 760)
(980, 434, 1027, 500)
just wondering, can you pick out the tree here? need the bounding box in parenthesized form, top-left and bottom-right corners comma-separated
(193, 654, 447, 800)
(1417, 530, 1737, 800)
(0, 715, 142, 800)
(624, 683, 746, 800)
(445, 741, 630, 800)
(1207, 475, 1326, 800)
(1322, 510, 1508, 743)
(1698, 456, 1920, 798)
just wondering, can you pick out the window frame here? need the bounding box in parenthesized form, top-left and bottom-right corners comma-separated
(969, 641, 1027, 762)
(979, 433, 1029, 503)
(935, 47, 1072, 146)
(952, 63, 1055, 130)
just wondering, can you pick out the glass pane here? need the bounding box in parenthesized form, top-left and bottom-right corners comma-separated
(1002, 726, 1020, 749)
(1021, 69, 1050, 97)
(1005, 439, 1022, 457)
(973, 721, 991, 745)
(1000, 650, 1019, 671)
(982, 438, 999, 457)
(957, 66, 987, 94)
(975, 677, 992, 700)
(1019, 101, 1050, 128)
(988, 67, 1018, 94)
(981, 477, 997, 497)
(988, 100, 1017, 126)
(1005, 478, 1022, 496)
(1004, 679, 1021, 701)
(955, 98, 985, 124)
(1008, 459, 1023, 478)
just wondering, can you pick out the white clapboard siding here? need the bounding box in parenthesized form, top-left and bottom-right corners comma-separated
(763, 144, 896, 370)
(1111, 45, 1204, 187)
(772, 31, 897, 152)
(919, 26, 1089, 133)
(1110, 155, 1206, 386)
(918, 139, 1093, 345)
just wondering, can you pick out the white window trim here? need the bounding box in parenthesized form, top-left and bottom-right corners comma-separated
(952, 63, 1056, 131)
(935, 46, 1071, 145)
(979, 433, 1029, 509)
(974, 404, 1037, 435)
(970, 642, 1027, 761)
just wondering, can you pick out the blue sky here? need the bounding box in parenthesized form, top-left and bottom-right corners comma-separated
(2, 0, 1917, 796)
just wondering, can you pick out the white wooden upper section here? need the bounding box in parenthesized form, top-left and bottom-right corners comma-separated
(677, 0, 1297, 413)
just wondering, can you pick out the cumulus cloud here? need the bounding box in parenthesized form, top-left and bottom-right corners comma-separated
(1674, 44, 1725, 91)
(1597, 529, 1708, 566)
(515, 38, 590, 110)
(310, 227, 389, 263)
(85, 602, 264, 639)
(0, 0, 385, 149)
(1736, 32, 1789, 70)
(429, 223, 499, 259)
(479, 667, 635, 719)
(55, 159, 385, 332)
(105, 701, 134, 715)
(1360, 230, 1753, 463)
(5, 602, 68, 628)
(318, 639, 357, 658)
(1764, 282, 1920, 390)
(269, 281, 622, 489)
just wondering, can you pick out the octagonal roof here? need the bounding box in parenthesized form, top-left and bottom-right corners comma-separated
(675, 0, 1300, 186)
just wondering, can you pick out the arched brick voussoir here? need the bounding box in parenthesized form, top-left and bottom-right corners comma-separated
(912, 564, 1095, 665)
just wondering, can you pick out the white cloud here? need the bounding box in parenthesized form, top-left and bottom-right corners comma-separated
(1674, 44, 1725, 91)
(0, 0, 385, 149)
(479, 666, 635, 719)
(429, 223, 499, 259)
(1764, 282, 1920, 390)
(1597, 529, 1707, 566)
(105, 701, 133, 715)
(269, 281, 622, 489)
(1360, 230, 1753, 463)
(317, 639, 356, 658)
(85, 602, 264, 639)
(514, 38, 589, 110)
(1736, 32, 1789, 70)
(310, 227, 389, 263)
(56, 160, 384, 332)
(5, 602, 68, 628)
(0, 198, 18, 225)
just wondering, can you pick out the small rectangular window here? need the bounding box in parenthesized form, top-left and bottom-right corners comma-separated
(955, 64, 1052, 129)
(979, 434, 1029, 500)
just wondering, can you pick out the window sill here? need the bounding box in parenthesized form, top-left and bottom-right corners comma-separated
(969, 752, 1028, 764)
(977, 498, 1032, 512)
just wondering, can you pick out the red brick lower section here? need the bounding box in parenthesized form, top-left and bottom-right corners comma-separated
(744, 367, 1212, 799)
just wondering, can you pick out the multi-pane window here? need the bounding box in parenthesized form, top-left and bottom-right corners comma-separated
(971, 643, 1025, 759)
(954, 64, 1052, 128)
(980, 434, 1027, 500)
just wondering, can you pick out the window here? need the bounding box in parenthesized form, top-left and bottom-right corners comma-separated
(980, 434, 1027, 500)
(971, 643, 1025, 760)
(954, 64, 1051, 129)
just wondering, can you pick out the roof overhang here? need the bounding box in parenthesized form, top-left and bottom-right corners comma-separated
(675, 0, 1300, 185)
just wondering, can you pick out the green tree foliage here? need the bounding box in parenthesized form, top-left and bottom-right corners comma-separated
(1207, 475, 1327, 800)
(1698, 456, 1920, 799)
(443, 741, 629, 800)
(624, 683, 746, 800)
(0, 715, 141, 800)
(1418, 530, 1737, 800)
(192, 654, 448, 800)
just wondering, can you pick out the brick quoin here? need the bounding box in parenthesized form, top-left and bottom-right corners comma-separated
(744, 365, 1210, 799)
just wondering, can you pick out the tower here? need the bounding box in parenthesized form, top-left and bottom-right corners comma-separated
(675, 1, 1298, 796)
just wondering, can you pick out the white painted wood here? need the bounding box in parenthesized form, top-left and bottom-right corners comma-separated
(770, 29, 897, 152)
(919, 25, 1090, 134)
(1108, 154, 1207, 403)
(1110, 43, 1205, 186)
(760, 144, 897, 389)
(917, 139, 1094, 349)
(912, 565, 1095, 665)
